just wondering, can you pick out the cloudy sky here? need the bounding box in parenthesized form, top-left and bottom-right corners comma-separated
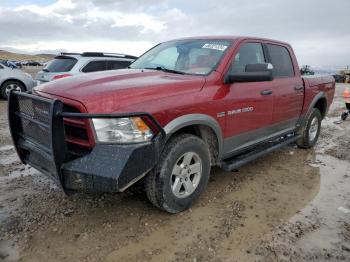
(0, 0, 349, 68)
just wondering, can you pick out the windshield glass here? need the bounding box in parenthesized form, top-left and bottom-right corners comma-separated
(130, 39, 231, 75)
(44, 56, 77, 72)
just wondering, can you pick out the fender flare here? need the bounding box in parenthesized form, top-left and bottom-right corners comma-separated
(299, 91, 327, 128)
(163, 113, 223, 158)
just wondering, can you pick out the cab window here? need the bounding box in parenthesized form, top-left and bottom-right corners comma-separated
(230, 43, 265, 74)
(266, 44, 294, 77)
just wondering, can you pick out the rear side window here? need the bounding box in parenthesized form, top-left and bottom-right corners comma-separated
(45, 57, 77, 72)
(266, 44, 294, 77)
(231, 43, 265, 74)
(82, 61, 107, 73)
(107, 60, 131, 70)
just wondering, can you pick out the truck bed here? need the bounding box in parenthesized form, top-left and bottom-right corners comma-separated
(302, 74, 335, 86)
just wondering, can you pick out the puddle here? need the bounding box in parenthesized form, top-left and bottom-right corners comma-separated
(0, 240, 19, 262)
(249, 153, 350, 261)
(293, 154, 350, 251)
(0, 154, 19, 166)
(0, 145, 19, 168)
(0, 145, 14, 152)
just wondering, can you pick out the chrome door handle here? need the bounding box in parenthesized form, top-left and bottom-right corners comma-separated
(260, 90, 273, 95)
(294, 86, 303, 91)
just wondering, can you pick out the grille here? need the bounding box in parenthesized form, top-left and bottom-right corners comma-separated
(62, 103, 92, 153)
(21, 118, 50, 147)
(65, 125, 89, 141)
(16, 95, 52, 149)
(63, 104, 80, 113)
(8, 92, 65, 179)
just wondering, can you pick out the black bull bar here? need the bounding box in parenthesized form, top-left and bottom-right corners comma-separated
(8, 91, 165, 192)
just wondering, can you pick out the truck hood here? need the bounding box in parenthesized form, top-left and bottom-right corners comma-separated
(34, 69, 206, 113)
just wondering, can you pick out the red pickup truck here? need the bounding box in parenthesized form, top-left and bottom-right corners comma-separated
(8, 36, 335, 213)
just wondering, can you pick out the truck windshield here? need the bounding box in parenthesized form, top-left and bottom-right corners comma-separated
(130, 39, 231, 75)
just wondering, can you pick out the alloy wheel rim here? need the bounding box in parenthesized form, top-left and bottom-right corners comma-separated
(308, 117, 319, 142)
(5, 84, 21, 97)
(170, 152, 202, 198)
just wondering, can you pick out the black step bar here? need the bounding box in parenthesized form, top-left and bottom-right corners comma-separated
(220, 134, 300, 171)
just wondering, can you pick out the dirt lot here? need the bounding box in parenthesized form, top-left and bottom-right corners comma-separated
(0, 74, 349, 261)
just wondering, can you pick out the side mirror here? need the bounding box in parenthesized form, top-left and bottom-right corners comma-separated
(225, 63, 274, 84)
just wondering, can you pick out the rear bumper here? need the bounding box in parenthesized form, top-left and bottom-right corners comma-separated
(8, 91, 165, 192)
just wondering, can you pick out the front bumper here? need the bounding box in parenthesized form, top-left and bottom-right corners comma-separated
(8, 91, 165, 192)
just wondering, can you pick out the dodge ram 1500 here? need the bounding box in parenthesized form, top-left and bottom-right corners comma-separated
(8, 36, 335, 213)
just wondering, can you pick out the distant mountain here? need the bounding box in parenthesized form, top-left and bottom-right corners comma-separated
(0, 50, 55, 61)
(35, 53, 57, 60)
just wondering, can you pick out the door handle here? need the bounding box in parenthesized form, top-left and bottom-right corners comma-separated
(294, 86, 303, 91)
(260, 90, 273, 95)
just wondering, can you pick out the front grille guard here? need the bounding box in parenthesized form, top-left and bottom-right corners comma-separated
(8, 91, 165, 186)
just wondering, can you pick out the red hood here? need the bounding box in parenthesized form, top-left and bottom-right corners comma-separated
(35, 69, 206, 113)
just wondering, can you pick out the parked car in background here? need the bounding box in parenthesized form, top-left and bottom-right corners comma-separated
(24, 61, 42, 66)
(0, 63, 36, 99)
(6, 61, 19, 69)
(0, 60, 19, 69)
(333, 74, 345, 83)
(35, 52, 137, 85)
(8, 60, 23, 69)
(0, 60, 8, 67)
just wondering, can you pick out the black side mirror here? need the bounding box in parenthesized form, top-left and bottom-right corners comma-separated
(225, 63, 274, 84)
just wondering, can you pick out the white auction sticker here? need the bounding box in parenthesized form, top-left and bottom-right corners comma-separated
(202, 43, 228, 51)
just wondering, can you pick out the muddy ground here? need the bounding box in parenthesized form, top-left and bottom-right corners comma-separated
(0, 76, 349, 261)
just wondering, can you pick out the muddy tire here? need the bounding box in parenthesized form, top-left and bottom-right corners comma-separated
(145, 134, 211, 213)
(296, 108, 322, 149)
(1, 80, 25, 100)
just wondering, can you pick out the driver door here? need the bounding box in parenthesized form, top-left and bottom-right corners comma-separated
(223, 42, 275, 157)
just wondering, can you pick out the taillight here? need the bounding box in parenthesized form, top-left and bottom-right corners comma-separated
(53, 74, 72, 80)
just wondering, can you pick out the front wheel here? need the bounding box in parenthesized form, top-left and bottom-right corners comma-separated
(296, 108, 322, 149)
(1, 80, 25, 100)
(145, 134, 211, 213)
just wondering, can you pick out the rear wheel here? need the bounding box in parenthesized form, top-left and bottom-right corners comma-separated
(1, 80, 25, 100)
(145, 134, 211, 213)
(296, 108, 322, 149)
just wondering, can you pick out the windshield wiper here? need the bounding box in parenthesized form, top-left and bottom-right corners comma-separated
(144, 66, 185, 75)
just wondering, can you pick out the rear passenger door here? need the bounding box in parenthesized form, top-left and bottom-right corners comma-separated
(265, 44, 304, 131)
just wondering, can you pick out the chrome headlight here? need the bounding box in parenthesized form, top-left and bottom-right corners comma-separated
(92, 117, 153, 143)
